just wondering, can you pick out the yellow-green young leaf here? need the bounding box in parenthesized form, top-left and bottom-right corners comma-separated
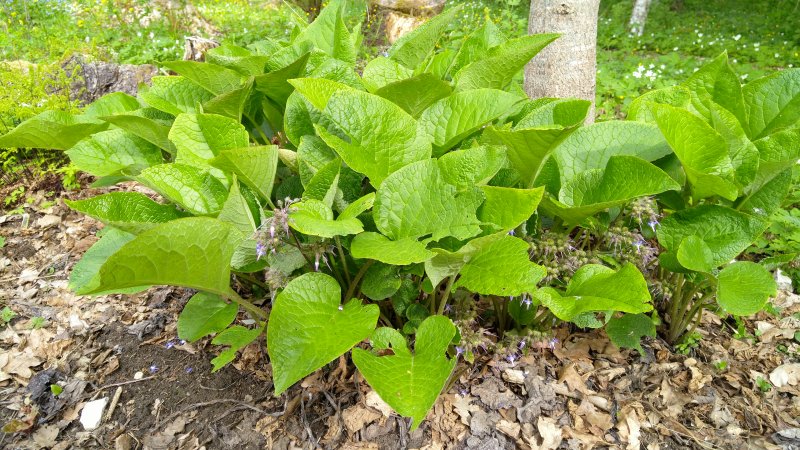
(742, 68, 800, 139)
(453, 234, 545, 296)
(69, 228, 148, 295)
(205, 43, 268, 74)
(169, 113, 249, 169)
(478, 186, 544, 231)
(315, 89, 431, 186)
(453, 33, 559, 91)
(211, 326, 262, 372)
(253, 52, 310, 107)
(218, 178, 258, 234)
(388, 5, 462, 69)
(682, 51, 746, 124)
(268, 273, 379, 394)
(752, 124, 800, 180)
(717, 261, 777, 316)
(178, 292, 239, 342)
(101, 114, 176, 153)
(361, 57, 413, 92)
(449, 20, 504, 76)
(482, 125, 577, 187)
(350, 232, 434, 265)
(437, 146, 507, 190)
(706, 102, 759, 189)
(82, 92, 141, 117)
(66, 129, 163, 178)
(651, 103, 738, 201)
(138, 164, 229, 216)
(627, 86, 692, 123)
(656, 205, 768, 270)
(539, 156, 680, 225)
(210, 146, 280, 201)
(302, 158, 340, 208)
(352, 315, 457, 431)
(515, 98, 591, 129)
(737, 168, 793, 217)
(81, 217, 244, 297)
(605, 313, 656, 356)
(676, 235, 715, 273)
(289, 199, 363, 238)
(419, 89, 519, 156)
(338, 193, 376, 220)
(537, 264, 653, 322)
(374, 74, 453, 118)
(161, 60, 244, 95)
(66, 192, 188, 235)
(296, 0, 356, 65)
(297, 135, 337, 185)
(204, 78, 255, 121)
(0, 110, 108, 150)
(288, 77, 357, 111)
(374, 159, 483, 241)
(139, 76, 215, 116)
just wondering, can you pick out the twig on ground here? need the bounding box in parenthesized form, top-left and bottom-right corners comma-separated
(155, 398, 284, 430)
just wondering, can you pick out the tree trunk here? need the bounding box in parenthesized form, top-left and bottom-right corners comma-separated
(525, 0, 600, 123)
(629, 0, 653, 36)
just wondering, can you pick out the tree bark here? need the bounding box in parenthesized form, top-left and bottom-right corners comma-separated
(525, 0, 600, 123)
(629, 0, 653, 36)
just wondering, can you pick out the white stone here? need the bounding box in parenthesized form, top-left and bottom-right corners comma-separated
(69, 314, 88, 332)
(80, 398, 108, 430)
(776, 269, 793, 291)
(133, 371, 144, 380)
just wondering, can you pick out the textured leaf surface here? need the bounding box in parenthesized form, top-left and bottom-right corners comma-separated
(538, 264, 653, 321)
(66, 129, 163, 177)
(66, 192, 187, 235)
(362, 57, 414, 92)
(388, 6, 461, 69)
(454, 235, 545, 296)
(737, 168, 793, 217)
(478, 186, 544, 231)
(169, 113, 249, 169)
(515, 98, 591, 129)
(374, 74, 453, 118)
(69, 228, 147, 295)
(657, 205, 768, 269)
(373, 159, 483, 241)
(350, 232, 434, 265)
(743, 68, 800, 139)
(453, 33, 558, 90)
(178, 292, 239, 342)
(101, 114, 175, 153)
(210, 146, 279, 201)
(605, 313, 656, 355)
(483, 125, 576, 187)
(82, 92, 141, 118)
(289, 200, 363, 238)
(717, 261, 777, 316)
(0, 110, 107, 150)
(419, 89, 518, 155)
(437, 146, 507, 190)
(352, 316, 457, 430)
(268, 273, 379, 394)
(140, 76, 215, 116)
(682, 52, 745, 123)
(138, 164, 229, 216)
(81, 218, 243, 297)
(161, 60, 244, 95)
(218, 178, 258, 234)
(316, 89, 431, 186)
(211, 326, 262, 372)
(361, 263, 402, 301)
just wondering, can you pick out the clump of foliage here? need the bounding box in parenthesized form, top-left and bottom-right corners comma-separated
(3, 0, 798, 429)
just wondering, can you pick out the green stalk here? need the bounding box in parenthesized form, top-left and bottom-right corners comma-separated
(437, 275, 457, 316)
(235, 272, 269, 291)
(344, 259, 374, 301)
(334, 236, 352, 286)
(228, 290, 268, 321)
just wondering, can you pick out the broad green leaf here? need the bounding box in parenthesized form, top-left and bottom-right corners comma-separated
(717, 261, 777, 316)
(210, 145, 279, 201)
(303, 158, 340, 208)
(266, 244, 307, 275)
(218, 178, 258, 234)
(453, 33, 559, 91)
(478, 186, 544, 231)
(169, 113, 249, 169)
(752, 124, 800, 179)
(66, 129, 163, 177)
(178, 292, 239, 342)
(437, 146, 507, 190)
(268, 272, 379, 394)
(605, 313, 656, 355)
(205, 44, 269, 75)
(540, 156, 680, 225)
(139, 76, 215, 116)
(296, 0, 356, 64)
(450, 20, 505, 75)
(657, 205, 768, 269)
(339, 193, 376, 220)
(253, 52, 310, 107)
(0, 110, 107, 150)
(351, 232, 434, 265)
(138, 164, 229, 216)
(69, 227, 147, 295)
(374, 159, 483, 241)
(231, 239, 269, 273)
(361, 57, 414, 92)
(682, 52, 745, 123)
(482, 125, 577, 187)
(316, 89, 431, 186)
(676, 235, 715, 273)
(82, 92, 141, 118)
(203, 78, 255, 121)
(297, 135, 337, 185)
(537, 264, 653, 321)
(453, 234, 545, 296)
(737, 168, 793, 216)
(161, 60, 244, 95)
(706, 101, 759, 188)
(101, 114, 176, 153)
(508, 297, 538, 326)
(419, 89, 519, 156)
(651, 103, 738, 200)
(515, 98, 591, 129)
(81, 217, 244, 297)
(211, 326, 262, 372)
(388, 5, 462, 69)
(289, 77, 357, 111)
(743, 68, 800, 139)
(374, 74, 453, 118)
(552, 121, 672, 184)
(289, 199, 363, 238)
(627, 86, 691, 122)
(352, 315, 457, 430)
(361, 263, 402, 301)
(65, 192, 187, 235)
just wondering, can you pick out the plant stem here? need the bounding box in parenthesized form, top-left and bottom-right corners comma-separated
(437, 275, 457, 316)
(235, 272, 269, 292)
(228, 290, 267, 321)
(334, 237, 352, 286)
(288, 230, 314, 268)
(344, 260, 374, 301)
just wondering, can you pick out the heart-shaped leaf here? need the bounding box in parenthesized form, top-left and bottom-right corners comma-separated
(717, 261, 777, 316)
(178, 292, 239, 342)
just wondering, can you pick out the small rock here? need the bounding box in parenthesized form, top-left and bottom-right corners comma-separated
(69, 314, 88, 332)
(133, 371, 144, 380)
(683, 357, 697, 367)
(776, 269, 793, 291)
(36, 215, 62, 228)
(80, 397, 108, 430)
(502, 368, 526, 385)
(770, 363, 800, 388)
